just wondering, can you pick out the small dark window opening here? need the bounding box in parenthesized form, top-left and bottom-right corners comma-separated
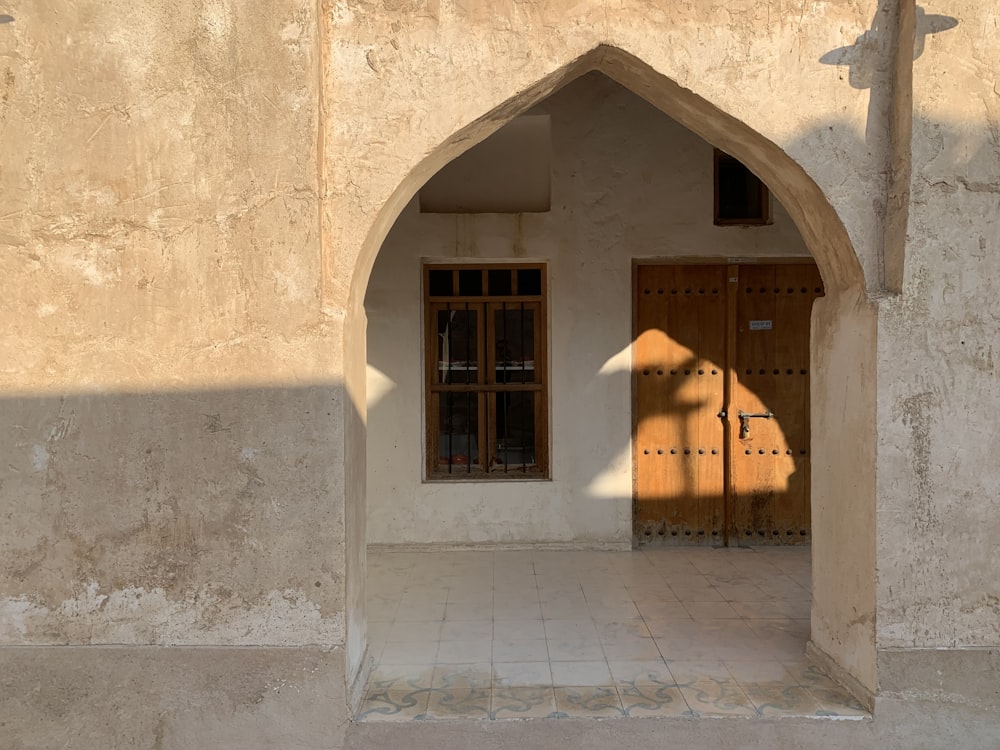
(714, 149, 771, 225)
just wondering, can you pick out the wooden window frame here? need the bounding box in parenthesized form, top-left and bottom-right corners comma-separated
(424, 263, 549, 481)
(713, 149, 772, 226)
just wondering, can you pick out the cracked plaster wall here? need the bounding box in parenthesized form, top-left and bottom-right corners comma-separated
(876, 0, 1000, 650)
(0, 0, 348, 650)
(327, 0, 882, 306)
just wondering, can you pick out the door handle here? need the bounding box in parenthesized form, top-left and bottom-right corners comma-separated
(737, 409, 774, 439)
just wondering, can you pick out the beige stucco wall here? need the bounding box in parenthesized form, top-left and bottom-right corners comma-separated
(2, 0, 999, 746)
(365, 73, 810, 547)
(0, 1, 354, 744)
(875, 0, 1000, 651)
(1, 0, 349, 650)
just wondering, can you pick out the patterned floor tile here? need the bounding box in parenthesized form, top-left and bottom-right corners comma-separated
(432, 663, 493, 689)
(618, 683, 692, 717)
(678, 679, 758, 717)
(607, 658, 674, 686)
(422, 687, 492, 720)
(665, 660, 731, 682)
(492, 660, 552, 687)
(553, 686, 625, 718)
(370, 663, 435, 690)
(723, 659, 798, 685)
(492, 686, 560, 719)
(742, 684, 826, 717)
(357, 687, 431, 721)
(808, 686, 870, 717)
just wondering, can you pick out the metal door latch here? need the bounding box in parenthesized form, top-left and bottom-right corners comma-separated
(737, 409, 774, 439)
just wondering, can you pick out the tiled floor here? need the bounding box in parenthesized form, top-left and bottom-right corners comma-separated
(358, 546, 867, 721)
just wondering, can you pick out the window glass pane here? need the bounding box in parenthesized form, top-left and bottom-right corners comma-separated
(436, 308, 477, 384)
(488, 269, 513, 296)
(517, 268, 542, 296)
(494, 392, 535, 470)
(439, 393, 479, 471)
(717, 156, 765, 221)
(428, 269, 453, 296)
(494, 306, 535, 383)
(458, 269, 483, 296)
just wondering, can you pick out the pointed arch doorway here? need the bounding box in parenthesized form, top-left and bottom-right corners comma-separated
(343, 44, 878, 711)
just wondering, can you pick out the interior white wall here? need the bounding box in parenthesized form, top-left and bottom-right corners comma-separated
(365, 72, 810, 546)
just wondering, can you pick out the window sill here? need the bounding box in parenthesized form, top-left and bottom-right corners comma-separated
(423, 475, 552, 484)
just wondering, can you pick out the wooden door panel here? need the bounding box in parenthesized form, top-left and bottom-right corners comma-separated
(729, 264, 822, 544)
(634, 262, 821, 546)
(635, 266, 727, 544)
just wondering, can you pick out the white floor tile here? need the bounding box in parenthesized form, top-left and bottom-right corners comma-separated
(380, 639, 439, 664)
(493, 618, 546, 640)
(493, 661, 552, 687)
(550, 659, 613, 687)
(361, 547, 852, 722)
(437, 638, 494, 663)
(546, 636, 606, 661)
(493, 637, 549, 662)
(387, 620, 443, 642)
(440, 619, 493, 641)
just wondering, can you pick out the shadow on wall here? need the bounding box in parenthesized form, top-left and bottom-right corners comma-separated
(820, 4, 958, 89)
(819, 3, 958, 140)
(0, 385, 350, 646)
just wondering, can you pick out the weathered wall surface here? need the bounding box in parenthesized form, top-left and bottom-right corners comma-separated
(1, 646, 346, 749)
(2, 0, 999, 746)
(0, 0, 346, 649)
(329, 0, 879, 306)
(366, 73, 810, 546)
(0, 4, 354, 747)
(876, 0, 1000, 655)
(1, 3, 356, 745)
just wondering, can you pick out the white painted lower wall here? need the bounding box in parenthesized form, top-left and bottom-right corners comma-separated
(365, 72, 809, 546)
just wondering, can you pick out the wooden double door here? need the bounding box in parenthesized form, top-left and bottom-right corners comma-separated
(633, 262, 824, 546)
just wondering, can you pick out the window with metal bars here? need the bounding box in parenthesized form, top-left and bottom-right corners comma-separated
(425, 264, 548, 479)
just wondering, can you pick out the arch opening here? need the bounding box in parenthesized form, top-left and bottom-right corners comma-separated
(344, 46, 877, 712)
